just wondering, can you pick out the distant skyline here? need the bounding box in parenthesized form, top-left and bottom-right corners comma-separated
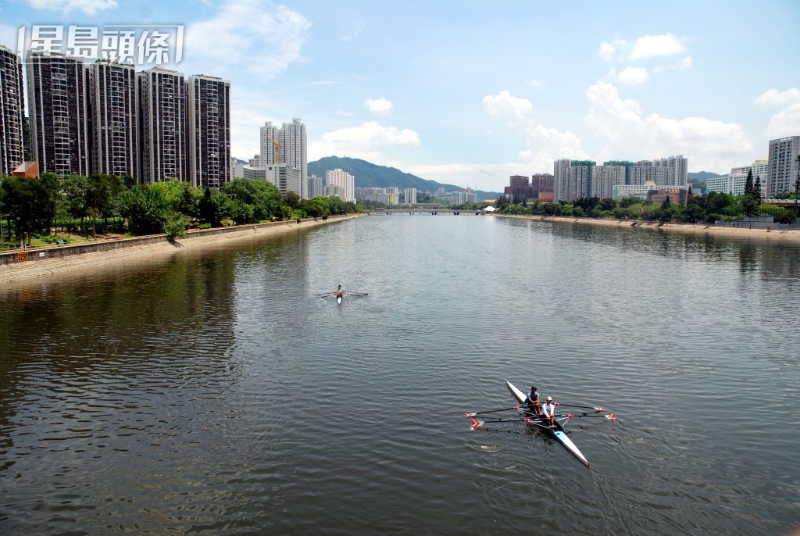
(1, 0, 798, 192)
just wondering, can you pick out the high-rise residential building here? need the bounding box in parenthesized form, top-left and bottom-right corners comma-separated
(325, 168, 355, 201)
(259, 118, 308, 198)
(88, 61, 139, 177)
(592, 165, 627, 200)
(710, 160, 769, 196)
(404, 187, 417, 205)
(188, 74, 231, 189)
(260, 121, 280, 167)
(554, 155, 688, 202)
(138, 67, 187, 183)
(554, 159, 595, 202)
(281, 118, 307, 199)
(308, 174, 323, 198)
(27, 51, 90, 176)
(0, 45, 25, 177)
(767, 136, 800, 197)
(655, 155, 688, 186)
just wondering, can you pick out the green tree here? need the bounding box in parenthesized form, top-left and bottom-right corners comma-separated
(743, 168, 753, 197)
(0, 175, 57, 245)
(222, 178, 284, 223)
(117, 185, 170, 235)
(61, 174, 90, 232)
(198, 187, 232, 227)
(86, 173, 123, 236)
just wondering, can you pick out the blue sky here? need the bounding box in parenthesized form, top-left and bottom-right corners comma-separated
(2, 0, 799, 192)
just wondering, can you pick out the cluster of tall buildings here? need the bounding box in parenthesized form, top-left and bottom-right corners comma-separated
(0, 44, 231, 188)
(708, 137, 800, 198)
(553, 155, 688, 202)
(234, 119, 309, 198)
(502, 156, 689, 204)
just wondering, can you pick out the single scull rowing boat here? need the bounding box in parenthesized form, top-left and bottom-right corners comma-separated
(505, 379, 589, 466)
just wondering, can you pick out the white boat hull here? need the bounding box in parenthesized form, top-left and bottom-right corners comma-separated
(506, 380, 589, 466)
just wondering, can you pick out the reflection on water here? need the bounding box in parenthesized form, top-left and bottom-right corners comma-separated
(1, 216, 799, 534)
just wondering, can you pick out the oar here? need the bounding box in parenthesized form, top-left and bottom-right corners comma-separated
(348, 291, 368, 296)
(318, 292, 334, 297)
(566, 412, 617, 420)
(464, 405, 525, 417)
(554, 402, 605, 412)
(470, 417, 537, 427)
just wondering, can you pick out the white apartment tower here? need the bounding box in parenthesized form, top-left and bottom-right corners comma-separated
(260, 121, 281, 167)
(27, 51, 90, 176)
(188, 74, 231, 189)
(767, 136, 800, 197)
(87, 61, 139, 177)
(282, 118, 307, 199)
(260, 118, 308, 198)
(138, 67, 187, 183)
(325, 168, 355, 202)
(308, 174, 324, 198)
(0, 45, 25, 177)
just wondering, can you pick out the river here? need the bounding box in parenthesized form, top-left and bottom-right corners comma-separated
(1, 215, 799, 535)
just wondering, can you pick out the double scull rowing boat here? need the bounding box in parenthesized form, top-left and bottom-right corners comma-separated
(505, 379, 590, 466)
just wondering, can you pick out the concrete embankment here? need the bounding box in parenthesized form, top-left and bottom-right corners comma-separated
(493, 214, 800, 242)
(0, 214, 363, 288)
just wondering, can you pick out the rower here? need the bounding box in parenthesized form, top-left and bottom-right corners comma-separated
(541, 396, 556, 428)
(336, 285, 344, 299)
(526, 386, 540, 415)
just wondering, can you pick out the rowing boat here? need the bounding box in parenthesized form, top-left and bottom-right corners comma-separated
(505, 380, 589, 466)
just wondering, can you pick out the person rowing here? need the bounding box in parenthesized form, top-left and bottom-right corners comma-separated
(541, 396, 557, 428)
(526, 386, 540, 415)
(336, 285, 344, 299)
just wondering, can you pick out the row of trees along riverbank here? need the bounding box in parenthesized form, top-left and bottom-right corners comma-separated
(0, 173, 364, 249)
(493, 179, 797, 225)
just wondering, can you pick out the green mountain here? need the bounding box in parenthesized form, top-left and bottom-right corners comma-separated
(688, 171, 723, 182)
(307, 156, 501, 200)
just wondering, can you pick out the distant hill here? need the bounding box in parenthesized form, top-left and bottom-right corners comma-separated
(688, 171, 723, 182)
(307, 156, 501, 201)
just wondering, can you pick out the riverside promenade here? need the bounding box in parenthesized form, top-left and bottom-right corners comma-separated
(0, 214, 364, 288)
(493, 213, 800, 242)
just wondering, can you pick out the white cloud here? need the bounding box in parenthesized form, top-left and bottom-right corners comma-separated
(585, 81, 752, 172)
(185, 0, 311, 80)
(308, 121, 421, 162)
(28, 0, 117, 15)
(364, 98, 393, 116)
(599, 36, 629, 62)
(629, 33, 686, 60)
(653, 56, 693, 73)
(617, 66, 649, 85)
(524, 79, 546, 87)
(755, 88, 800, 107)
(483, 90, 533, 125)
(755, 88, 800, 138)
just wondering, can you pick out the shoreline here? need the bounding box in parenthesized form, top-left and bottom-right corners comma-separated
(493, 214, 800, 243)
(0, 214, 364, 289)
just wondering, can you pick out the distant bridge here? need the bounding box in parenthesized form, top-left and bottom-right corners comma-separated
(368, 209, 487, 216)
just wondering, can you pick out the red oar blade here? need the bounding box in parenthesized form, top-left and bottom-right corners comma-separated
(470, 419, 484, 428)
(606, 413, 617, 420)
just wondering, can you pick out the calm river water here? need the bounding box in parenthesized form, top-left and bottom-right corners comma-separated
(1, 215, 799, 535)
